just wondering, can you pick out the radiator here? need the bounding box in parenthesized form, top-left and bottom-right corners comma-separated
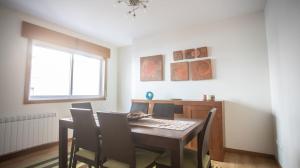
(0, 112, 58, 156)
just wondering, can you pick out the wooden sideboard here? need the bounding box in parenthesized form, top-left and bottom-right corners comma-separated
(132, 99, 224, 161)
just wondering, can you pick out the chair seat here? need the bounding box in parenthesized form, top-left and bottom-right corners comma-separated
(103, 148, 160, 168)
(75, 148, 95, 161)
(156, 148, 210, 168)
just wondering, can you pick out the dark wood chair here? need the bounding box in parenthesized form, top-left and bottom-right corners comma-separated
(70, 108, 102, 168)
(141, 103, 176, 154)
(155, 108, 216, 168)
(130, 102, 149, 114)
(97, 112, 160, 168)
(152, 103, 175, 120)
(174, 105, 183, 114)
(69, 102, 93, 168)
(131, 102, 165, 154)
(71, 102, 92, 110)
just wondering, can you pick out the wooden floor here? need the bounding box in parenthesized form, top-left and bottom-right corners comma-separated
(0, 144, 64, 168)
(213, 152, 279, 168)
(0, 144, 279, 168)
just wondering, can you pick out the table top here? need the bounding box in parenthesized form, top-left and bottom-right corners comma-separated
(60, 114, 204, 140)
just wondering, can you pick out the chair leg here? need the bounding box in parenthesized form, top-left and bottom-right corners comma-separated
(88, 165, 92, 168)
(71, 157, 77, 168)
(68, 139, 75, 168)
(95, 151, 101, 168)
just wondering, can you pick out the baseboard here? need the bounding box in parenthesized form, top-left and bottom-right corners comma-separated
(276, 158, 282, 168)
(0, 138, 72, 162)
(224, 148, 275, 159)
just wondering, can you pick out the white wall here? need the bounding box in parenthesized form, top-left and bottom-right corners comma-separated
(265, 0, 300, 167)
(117, 46, 133, 112)
(0, 7, 118, 142)
(118, 12, 275, 154)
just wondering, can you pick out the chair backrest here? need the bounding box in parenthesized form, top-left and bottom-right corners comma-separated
(197, 108, 216, 168)
(174, 105, 183, 114)
(70, 108, 99, 152)
(152, 103, 175, 120)
(130, 102, 149, 114)
(97, 112, 135, 166)
(71, 102, 92, 110)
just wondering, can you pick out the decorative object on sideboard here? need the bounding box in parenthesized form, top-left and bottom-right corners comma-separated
(145, 91, 154, 100)
(140, 55, 164, 81)
(173, 50, 184, 61)
(190, 59, 213, 80)
(210, 95, 215, 101)
(184, 49, 196, 59)
(171, 62, 189, 81)
(203, 94, 207, 101)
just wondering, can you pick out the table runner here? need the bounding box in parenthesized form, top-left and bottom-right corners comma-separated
(130, 118, 195, 131)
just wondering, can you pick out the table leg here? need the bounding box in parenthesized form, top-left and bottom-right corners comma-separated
(59, 120, 68, 168)
(171, 140, 184, 168)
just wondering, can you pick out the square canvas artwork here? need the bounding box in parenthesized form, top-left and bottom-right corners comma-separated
(190, 59, 213, 80)
(140, 55, 164, 81)
(173, 50, 183, 61)
(184, 49, 195, 59)
(196, 47, 208, 58)
(171, 62, 189, 81)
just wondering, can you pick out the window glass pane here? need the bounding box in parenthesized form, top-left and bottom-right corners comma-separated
(30, 45, 72, 96)
(72, 54, 101, 96)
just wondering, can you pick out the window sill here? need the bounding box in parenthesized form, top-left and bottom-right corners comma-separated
(23, 96, 106, 104)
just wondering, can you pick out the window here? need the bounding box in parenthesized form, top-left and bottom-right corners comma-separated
(25, 42, 106, 103)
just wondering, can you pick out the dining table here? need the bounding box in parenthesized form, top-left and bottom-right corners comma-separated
(59, 113, 205, 168)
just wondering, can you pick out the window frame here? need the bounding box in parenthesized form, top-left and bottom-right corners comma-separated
(24, 40, 107, 104)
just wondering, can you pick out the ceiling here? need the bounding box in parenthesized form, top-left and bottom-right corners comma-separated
(0, 0, 266, 46)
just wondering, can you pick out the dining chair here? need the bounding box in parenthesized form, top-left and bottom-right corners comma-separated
(71, 102, 93, 109)
(69, 102, 93, 168)
(142, 104, 181, 153)
(155, 108, 216, 168)
(152, 103, 175, 120)
(131, 102, 165, 154)
(130, 102, 149, 114)
(97, 112, 160, 168)
(174, 105, 183, 114)
(70, 108, 102, 168)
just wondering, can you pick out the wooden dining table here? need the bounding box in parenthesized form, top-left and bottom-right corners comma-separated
(59, 113, 205, 168)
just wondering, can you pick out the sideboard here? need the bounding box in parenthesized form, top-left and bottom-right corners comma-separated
(132, 99, 224, 161)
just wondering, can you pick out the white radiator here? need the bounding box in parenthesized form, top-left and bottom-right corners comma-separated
(0, 112, 58, 156)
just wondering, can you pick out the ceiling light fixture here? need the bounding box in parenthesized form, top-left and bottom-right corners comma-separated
(116, 0, 150, 17)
